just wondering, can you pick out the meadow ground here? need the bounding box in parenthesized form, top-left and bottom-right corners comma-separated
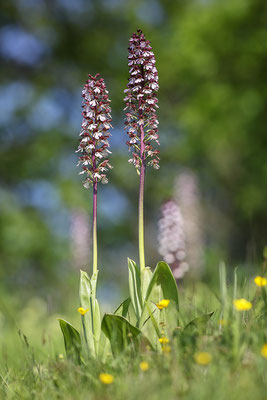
(1, 266, 267, 400)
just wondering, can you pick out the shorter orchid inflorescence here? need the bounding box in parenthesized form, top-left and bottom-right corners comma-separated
(77, 74, 112, 188)
(158, 200, 189, 279)
(124, 29, 160, 172)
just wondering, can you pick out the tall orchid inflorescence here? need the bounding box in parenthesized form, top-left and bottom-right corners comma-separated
(76, 73, 112, 274)
(77, 74, 112, 189)
(124, 29, 159, 271)
(124, 29, 160, 172)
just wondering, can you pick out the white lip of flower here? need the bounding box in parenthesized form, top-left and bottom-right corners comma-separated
(95, 152, 103, 158)
(97, 114, 107, 121)
(86, 144, 95, 149)
(93, 173, 101, 179)
(83, 160, 90, 165)
(130, 138, 137, 144)
(88, 123, 97, 130)
(94, 88, 101, 94)
(89, 100, 97, 107)
(93, 132, 102, 139)
(135, 78, 143, 83)
(81, 137, 89, 143)
(103, 123, 111, 129)
(86, 111, 94, 118)
(79, 170, 86, 175)
(149, 83, 158, 90)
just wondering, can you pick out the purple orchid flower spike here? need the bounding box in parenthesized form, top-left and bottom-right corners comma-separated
(124, 30, 159, 271)
(76, 73, 113, 274)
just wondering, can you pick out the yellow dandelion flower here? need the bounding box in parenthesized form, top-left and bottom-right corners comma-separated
(254, 276, 267, 287)
(194, 352, 212, 365)
(261, 344, 267, 358)
(233, 298, 252, 311)
(159, 336, 169, 344)
(139, 361, 149, 371)
(156, 299, 170, 310)
(99, 373, 114, 385)
(162, 345, 171, 353)
(77, 307, 89, 315)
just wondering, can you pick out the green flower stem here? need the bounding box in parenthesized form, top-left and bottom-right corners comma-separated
(139, 124, 146, 272)
(92, 181, 98, 275)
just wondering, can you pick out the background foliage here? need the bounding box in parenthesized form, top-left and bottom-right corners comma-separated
(0, 0, 266, 305)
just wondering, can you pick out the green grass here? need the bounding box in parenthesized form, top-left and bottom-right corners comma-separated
(1, 268, 267, 400)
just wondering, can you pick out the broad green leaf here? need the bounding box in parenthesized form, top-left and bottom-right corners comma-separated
(140, 262, 179, 349)
(114, 298, 137, 326)
(183, 311, 214, 336)
(98, 329, 112, 363)
(79, 270, 101, 358)
(145, 262, 179, 308)
(58, 319, 82, 364)
(145, 303, 161, 339)
(101, 314, 142, 357)
(141, 267, 153, 302)
(114, 298, 131, 318)
(128, 258, 142, 321)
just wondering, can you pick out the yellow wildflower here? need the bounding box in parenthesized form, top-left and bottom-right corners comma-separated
(58, 353, 64, 360)
(77, 307, 89, 315)
(99, 373, 114, 385)
(233, 298, 252, 311)
(159, 336, 169, 344)
(156, 299, 170, 310)
(194, 352, 212, 366)
(261, 344, 267, 358)
(162, 345, 171, 353)
(254, 276, 267, 287)
(139, 361, 149, 371)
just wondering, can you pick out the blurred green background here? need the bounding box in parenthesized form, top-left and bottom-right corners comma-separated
(0, 0, 266, 324)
